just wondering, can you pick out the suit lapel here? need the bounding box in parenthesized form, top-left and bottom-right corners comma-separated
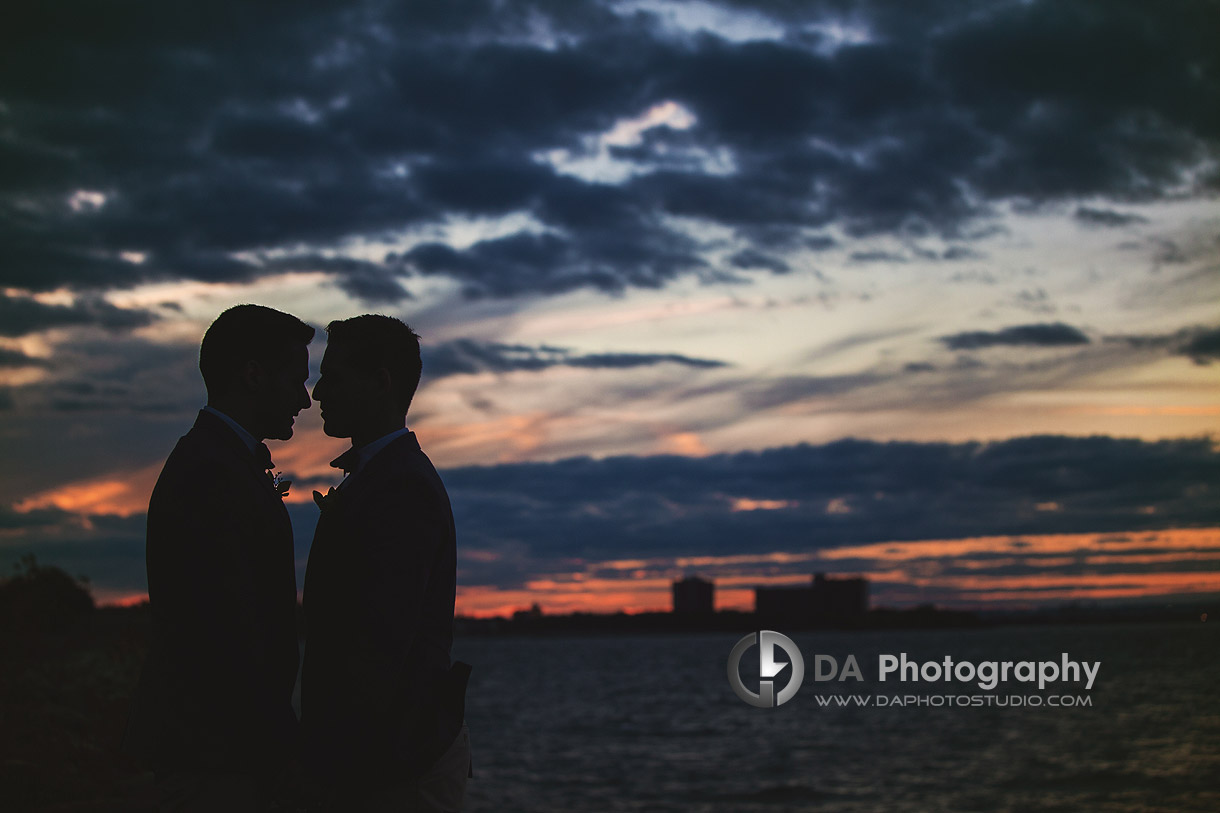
(305, 433, 421, 602)
(193, 410, 291, 534)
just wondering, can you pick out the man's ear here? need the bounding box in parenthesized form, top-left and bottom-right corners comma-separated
(240, 359, 268, 392)
(374, 367, 393, 397)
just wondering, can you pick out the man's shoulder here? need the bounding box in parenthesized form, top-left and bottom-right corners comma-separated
(375, 434, 446, 486)
(150, 414, 258, 506)
(358, 434, 451, 510)
(162, 417, 247, 477)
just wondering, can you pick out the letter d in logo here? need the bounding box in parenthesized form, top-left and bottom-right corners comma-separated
(728, 630, 805, 707)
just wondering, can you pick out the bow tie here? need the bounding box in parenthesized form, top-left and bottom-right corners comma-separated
(255, 442, 274, 472)
(330, 448, 360, 475)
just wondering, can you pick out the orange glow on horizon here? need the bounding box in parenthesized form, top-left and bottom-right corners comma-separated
(730, 497, 797, 512)
(816, 528, 1220, 562)
(87, 528, 1220, 614)
(1067, 405, 1220, 417)
(949, 582, 1220, 603)
(658, 431, 711, 456)
(913, 570, 1220, 592)
(96, 591, 149, 608)
(454, 529, 1220, 616)
(16, 462, 163, 517)
(456, 584, 670, 617)
(715, 587, 755, 612)
(414, 412, 552, 463)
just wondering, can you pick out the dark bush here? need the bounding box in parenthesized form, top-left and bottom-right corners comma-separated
(0, 555, 95, 656)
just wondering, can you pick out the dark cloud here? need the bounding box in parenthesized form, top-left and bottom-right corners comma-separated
(8, 434, 1218, 600)
(58, 336, 200, 409)
(328, 269, 412, 305)
(0, 513, 148, 594)
(1104, 324, 1220, 364)
(410, 156, 556, 215)
(0, 504, 74, 531)
(934, 0, 1220, 201)
(566, 352, 726, 371)
(940, 322, 1090, 350)
(404, 221, 708, 297)
(1074, 206, 1149, 227)
(941, 245, 985, 261)
(739, 374, 881, 410)
(0, 236, 159, 292)
(1011, 288, 1054, 314)
(441, 434, 1220, 582)
(1152, 239, 1190, 265)
(269, 254, 412, 304)
(850, 250, 908, 264)
(423, 338, 726, 378)
(1180, 327, 1220, 363)
(1107, 334, 1177, 351)
(0, 294, 159, 337)
(1, 0, 1215, 300)
(728, 249, 790, 274)
(0, 347, 51, 368)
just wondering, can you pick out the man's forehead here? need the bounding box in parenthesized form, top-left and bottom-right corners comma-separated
(320, 342, 357, 369)
(265, 343, 308, 368)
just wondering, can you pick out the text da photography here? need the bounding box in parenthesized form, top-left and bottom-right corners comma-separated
(728, 630, 1102, 708)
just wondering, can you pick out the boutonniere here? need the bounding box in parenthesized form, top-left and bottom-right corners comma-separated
(313, 487, 339, 512)
(267, 470, 292, 499)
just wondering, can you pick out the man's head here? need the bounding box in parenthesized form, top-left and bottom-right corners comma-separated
(312, 315, 422, 443)
(199, 304, 315, 441)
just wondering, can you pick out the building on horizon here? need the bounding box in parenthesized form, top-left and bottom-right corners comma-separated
(755, 573, 869, 622)
(512, 602, 544, 621)
(672, 576, 714, 615)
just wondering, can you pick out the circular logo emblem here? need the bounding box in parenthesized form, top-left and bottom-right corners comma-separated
(727, 630, 805, 707)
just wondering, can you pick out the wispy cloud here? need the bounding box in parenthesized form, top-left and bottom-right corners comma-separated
(424, 339, 727, 378)
(0, 294, 158, 337)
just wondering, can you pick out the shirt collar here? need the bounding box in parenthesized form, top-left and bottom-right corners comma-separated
(344, 426, 413, 476)
(202, 405, 260, 453)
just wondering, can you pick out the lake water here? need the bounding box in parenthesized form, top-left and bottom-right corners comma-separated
(450, 622, 1219, 812)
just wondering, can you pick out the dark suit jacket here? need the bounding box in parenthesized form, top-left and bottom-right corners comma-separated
(301, 430, 457, 785)
(123, 410, 300, 776)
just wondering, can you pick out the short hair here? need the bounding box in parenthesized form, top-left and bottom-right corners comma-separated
(324, 314, 423, 414)
(199, 304, 315, 397)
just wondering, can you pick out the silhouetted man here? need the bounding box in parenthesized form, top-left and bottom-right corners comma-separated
(123, 304, 313, 811)
(302, 315, 469, 812)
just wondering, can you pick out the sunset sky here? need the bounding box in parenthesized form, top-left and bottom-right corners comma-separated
(2, 0, 1218, 616)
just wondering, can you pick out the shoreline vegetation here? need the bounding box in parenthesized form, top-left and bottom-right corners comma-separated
(1, 558, 150, 812)
(0, 558, 1212, 811)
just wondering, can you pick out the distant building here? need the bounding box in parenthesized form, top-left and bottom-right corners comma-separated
(755, 573, 869, 622)
(512, 602, 544, 621)
(672, 576, 715, 615)
(753, 585, 811, 620)
(811, 573, 868, 616)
